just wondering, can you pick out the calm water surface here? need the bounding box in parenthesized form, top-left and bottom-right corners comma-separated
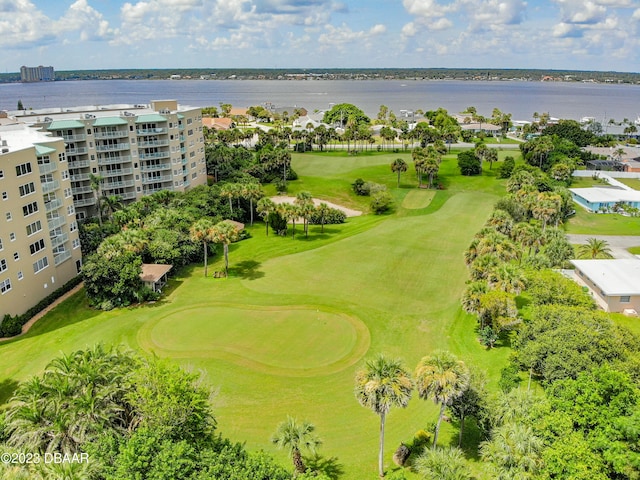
(1, 79, 639, 122)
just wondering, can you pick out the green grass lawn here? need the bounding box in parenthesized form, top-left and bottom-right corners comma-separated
(564, 206, 640, 235)
(0, 151, 510, 479)
(617, 178, 640, 190)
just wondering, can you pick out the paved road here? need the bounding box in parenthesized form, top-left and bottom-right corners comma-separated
(566, 234, 640, 259)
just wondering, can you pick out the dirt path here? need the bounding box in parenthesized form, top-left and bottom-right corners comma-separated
(0, 282, 84, 342)
(270, 196, 362, 217)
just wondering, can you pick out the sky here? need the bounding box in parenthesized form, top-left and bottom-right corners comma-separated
(1, 0, 639, 73)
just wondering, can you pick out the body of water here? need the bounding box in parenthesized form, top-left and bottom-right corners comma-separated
(1, 79, 639, 123)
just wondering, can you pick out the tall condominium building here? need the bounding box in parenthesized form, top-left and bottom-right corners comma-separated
(20, 65, 55, 83)
(0, 120, 82, 318)
(15, 100, 208, 219)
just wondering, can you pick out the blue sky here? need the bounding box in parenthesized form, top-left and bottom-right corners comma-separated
(2, 0, 639, 72)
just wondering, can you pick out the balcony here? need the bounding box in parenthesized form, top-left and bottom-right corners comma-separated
(74, 197, 96, 207)
(45, 198, 63, 213)
(72, 186, 93, 194)
(98, 155, 131, 166)
(140, 163, 171, 172)
(138, 139, 169, 147)
(94, 130, 128, 140)
(139, 151, 170, 160)
(120, 191, 137, 200)
(50, 233, 69, 248)
(38, 163, 58, 174)
(62, 133, 86, 142)
(54, 250, 72, 266)
(66, 147, 88, 155)
(103, 180, 135, 189)
(70, 173, 90, 182)
(41, 180, 60, 194)
(142, 175, 172, 184)
(96, 143, 130, 152)
(47, 216, 66, 230)
(68, 160, 90, 168)
(178, 124, 184, 131)
(101, 168, 133, 178)
(136, 127, 167, 135)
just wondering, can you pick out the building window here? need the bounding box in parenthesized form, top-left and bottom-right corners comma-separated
(17, 271, 23, 281)
(0, 278, 11, 294)
(67, 205, 75, 216)
(61, 170, 69, 180)
(64, 187, 72, 198)
(0, 259, 6, 272)
(29, 239, 46, 255)
(33, 256, 49, 274)
(0, 238, 3, 250)
(72, 238, 80, 249)
(13, 252, 19, 261)
(15, 163, 32, 177)
(59, 152, 66, 162)
(621, 295, 631, 303)
(22, 201, 39, 217)
(26, 220, 42, 236)
(0, 170, 4, 178)
(2, 192, 7, 200)
(19, 182, 36, 197)
(69, 221, 77, 232)
(5, 212, 11, 221)
(9, 233, 15, 241)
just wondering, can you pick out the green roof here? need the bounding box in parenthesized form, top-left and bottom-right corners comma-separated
(93, 117, 128, 126)
(177, 113, 185, 119)
(34, 144, 57, 156)
(135, 114, 167, 123)
(47, 120, 85, 130)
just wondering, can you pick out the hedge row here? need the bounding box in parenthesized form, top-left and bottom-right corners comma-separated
(0, 275, 83, 338)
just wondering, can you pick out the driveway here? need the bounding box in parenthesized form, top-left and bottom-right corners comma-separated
(566, 234, 640, 259)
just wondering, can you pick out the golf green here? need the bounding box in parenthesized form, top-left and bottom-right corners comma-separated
(138, 304, 370, 376)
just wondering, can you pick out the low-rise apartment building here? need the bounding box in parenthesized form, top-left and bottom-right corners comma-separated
(0, 122, 82, 318)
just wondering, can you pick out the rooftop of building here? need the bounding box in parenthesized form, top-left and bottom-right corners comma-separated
(570, 186, 640, 203)
(8, 100, 199, 125)
(0, 123, 62, 155)
(571, 259, 640, 296)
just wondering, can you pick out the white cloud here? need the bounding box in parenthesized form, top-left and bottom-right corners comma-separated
(463, 0, 528, 28)
(553, 0, 607, 24)
(317, 23, 386, 50)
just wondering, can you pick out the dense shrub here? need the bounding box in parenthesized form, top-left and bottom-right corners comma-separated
(309, 207, 346, 225)
(498, 156, 515, 178)
(458, 150, 482, 175)
(371, 190, 394, 214)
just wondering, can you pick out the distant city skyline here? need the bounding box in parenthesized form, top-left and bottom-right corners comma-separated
(2, 0, 639, 73)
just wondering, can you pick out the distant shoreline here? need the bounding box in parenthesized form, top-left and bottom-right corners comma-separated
(2, 68, 640, 85)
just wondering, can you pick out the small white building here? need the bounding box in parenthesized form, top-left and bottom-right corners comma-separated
(571, 259, 640, 314)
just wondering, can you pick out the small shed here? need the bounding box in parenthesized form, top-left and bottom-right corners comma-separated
(140, 264, 172, 292)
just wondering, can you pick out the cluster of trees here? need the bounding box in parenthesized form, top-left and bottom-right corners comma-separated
(458, 160, 640, 477)
(457, 144, 502, 176)
(351, 179, 394, 214)
(0, 345, 297, 480)
(354, 351, 475, 478)
(462, 165, 576, 345)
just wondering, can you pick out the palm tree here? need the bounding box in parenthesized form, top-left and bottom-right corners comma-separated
(414, 350, 470, 448)
(576, 238, 614, 259)
(480, 423, 543, 479)
(488, 264, 526, 295)
(190, 218, 215, 277)
(390, 158, 408, 188)
(271, 416, 322, 474)
(99, 194, 123, 222)
(220, 183, 238, 215)
(256, 197, 276, 236)
(280, 203, 299, 239)
(241, 182, 264, 226)
(355, 354, 413, 478)
(412, 147, 427, 188)
(294, 191, 314, 237)
(89, 173, 104, 227)
(414, 447, 471, 480)
(210, 220, 240, 274)
(315, 203, 331, 233)
(485, 148, 498, 170)
(424, 147, 440, 189)
(461, 281, 488, 316)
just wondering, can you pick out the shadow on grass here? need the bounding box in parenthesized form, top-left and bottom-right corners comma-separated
(449, 417, 483, 462)
(304, 454, 344, 480)
(230, 260, 265, 280)
(0, 378, 19, 404)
